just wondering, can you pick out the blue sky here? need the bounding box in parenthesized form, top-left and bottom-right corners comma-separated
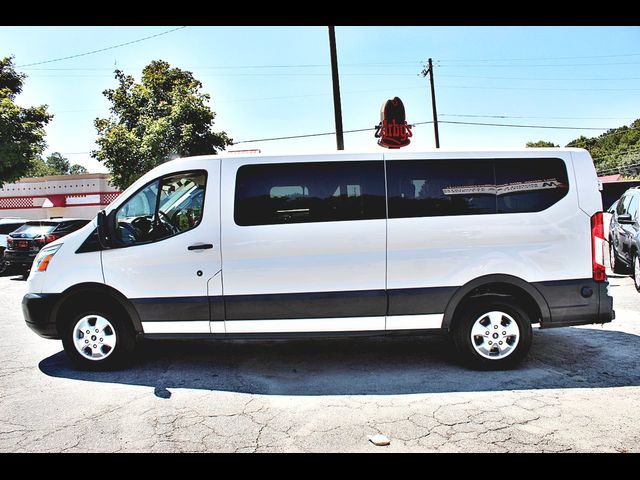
(1, 26, 639, 173)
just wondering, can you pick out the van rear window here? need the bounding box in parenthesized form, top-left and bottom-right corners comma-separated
(387, 157, 569, 218)
(234, 161, 386, 226)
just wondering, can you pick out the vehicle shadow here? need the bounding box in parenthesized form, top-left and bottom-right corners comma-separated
(39, 327, 640, 396)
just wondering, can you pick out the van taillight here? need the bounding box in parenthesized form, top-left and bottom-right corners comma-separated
(591, 212, 606, 281)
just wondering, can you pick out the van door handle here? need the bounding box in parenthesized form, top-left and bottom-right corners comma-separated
(188, 243, 214, 251)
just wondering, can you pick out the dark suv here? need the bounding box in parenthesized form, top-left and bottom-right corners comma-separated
(609, 187, 640, 290)
(4, 218, 90, 275)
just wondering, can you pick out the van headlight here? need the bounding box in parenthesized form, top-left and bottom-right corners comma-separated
(34, 244, 62, 272)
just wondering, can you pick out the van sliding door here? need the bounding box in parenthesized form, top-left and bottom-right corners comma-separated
(220, 154, 387, 333)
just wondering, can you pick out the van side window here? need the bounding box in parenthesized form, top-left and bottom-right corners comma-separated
(495, 158, 569, 213)
(114, 171, 206, 246)
(387, 160, 496, 218)
(234, 161, 386, 226)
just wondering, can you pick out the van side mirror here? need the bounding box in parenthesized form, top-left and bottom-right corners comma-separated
(96, 210, 111, 248)
(617, 213, 635, 224)
(96, 210, 121, 248)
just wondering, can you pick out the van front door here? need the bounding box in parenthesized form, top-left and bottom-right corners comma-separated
(102, 166, 222, 334)
(220, 155, 387, 333)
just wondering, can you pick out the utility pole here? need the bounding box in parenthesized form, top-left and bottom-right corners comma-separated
(421, 58, 440, 148)
(328, 26, 344, 150)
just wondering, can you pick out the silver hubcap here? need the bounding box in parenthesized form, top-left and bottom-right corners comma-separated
(470, 311, 520, 360)
(635, 256, 640, 287)
(72, 315, 117, 361)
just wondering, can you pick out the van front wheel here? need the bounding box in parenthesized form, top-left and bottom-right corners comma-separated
(453, 299, 532, 370)
(61, 308, 136, 370)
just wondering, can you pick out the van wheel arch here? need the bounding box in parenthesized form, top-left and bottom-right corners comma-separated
(443, 274, 550, 330)
(53, 283, 142, 336)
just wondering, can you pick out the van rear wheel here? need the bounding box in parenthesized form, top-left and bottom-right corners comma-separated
(452, 298, 532, 370)
(61, 307, 136, 370)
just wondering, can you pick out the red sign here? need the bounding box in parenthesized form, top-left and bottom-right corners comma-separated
(374, 97, 412, 149)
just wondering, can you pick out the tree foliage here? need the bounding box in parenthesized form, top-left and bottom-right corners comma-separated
(566, 119, 640, 175)
(25, 152, 88, 177)
(92, 60, 232, 190)
(526, 140, 559, 148)
(0, 56, 53, 186)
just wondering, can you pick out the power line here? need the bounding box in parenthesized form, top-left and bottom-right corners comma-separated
(437, 61, 640, 68)
(439, 121, 609, 130)
(439, 85, 640, 92)
(17, 26, 187, 68)
(439, 52, 640, 62)
(441, 113, 635, 121)
(19, 61, 423, 71)
(438, 74, 640, 81)
(233, 121, 611, 144)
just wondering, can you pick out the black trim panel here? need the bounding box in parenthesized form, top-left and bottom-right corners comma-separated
(534, 278, 614, 328)
(122, 276, 615, 330)
(141, 329, 448, 341)
(224, 290, 387, 320)
(388, 287, 456, 316)
(22, 293, 62, 339)
(131, 296, 210, 322)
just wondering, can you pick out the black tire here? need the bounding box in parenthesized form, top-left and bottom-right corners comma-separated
(60, 306, 136, 371)
(0, 253, 8, 275)
(452, 298, 533, 370)
(633, 253, 640, 293)
(610, 240, 629, 274)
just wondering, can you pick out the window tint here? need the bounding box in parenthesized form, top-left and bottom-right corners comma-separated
(156, 172, 206, 240)
(387, 157, 570, 218)
(387, 160, 496, 218)
(627, 194, 639, 219)
(0, 223, 24, 235)
(115, 180, 159, 246)
(617, 195, 632, 215)
(234, 161, 386, 226)
(12, 222, 57, 236)
(114, 171, 206, 246)
(495, 158, 569, 214)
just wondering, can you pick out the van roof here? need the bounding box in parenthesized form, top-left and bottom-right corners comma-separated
(172, 147, 591, 162)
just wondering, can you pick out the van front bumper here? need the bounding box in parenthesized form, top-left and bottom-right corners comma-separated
(22, 293, 61, 339)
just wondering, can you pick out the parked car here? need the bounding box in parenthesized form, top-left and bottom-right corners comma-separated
(0, 218, 29, 274)
(5, 218, 90, 276)
(604, 199, 619, 242)
(609, 187, 640, 290)
(22, 149, 614, 371)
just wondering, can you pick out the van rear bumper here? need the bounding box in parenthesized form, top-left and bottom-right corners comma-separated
(536, 278, 614, 329)
(22, 293, 61, 339)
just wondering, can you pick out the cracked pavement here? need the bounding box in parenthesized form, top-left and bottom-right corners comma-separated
(1, 266, 640, 452)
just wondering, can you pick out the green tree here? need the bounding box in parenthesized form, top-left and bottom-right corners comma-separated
(69, 164, 88, 175)
(92, 60, 232, 190)
(526, 140, 559, 148)
(566, 119, 640, 174)
(26, 157, 55, 177)
(0, 56, 53, 186)
(45, 151, 71, 174)
(24, 152, 88, 177)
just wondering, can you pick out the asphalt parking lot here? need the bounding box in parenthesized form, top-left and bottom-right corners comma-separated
(1, 265, 639, 452)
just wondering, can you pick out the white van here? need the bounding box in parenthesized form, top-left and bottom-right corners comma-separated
(22, 149, 614, 370)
